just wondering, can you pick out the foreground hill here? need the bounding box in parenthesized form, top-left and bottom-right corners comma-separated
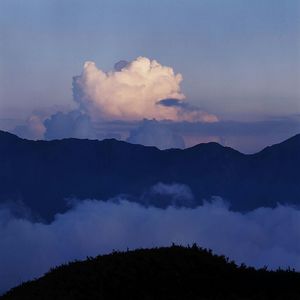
(0, 130, 300, 220)
(1, 245, 300, 300)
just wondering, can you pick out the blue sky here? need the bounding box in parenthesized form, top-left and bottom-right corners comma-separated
(1, 0, 299, 117)
(0, 0, 299, 151)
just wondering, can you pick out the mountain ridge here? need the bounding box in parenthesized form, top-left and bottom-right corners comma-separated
(2, 129, 300, 154)
(0, 130, 299, 220)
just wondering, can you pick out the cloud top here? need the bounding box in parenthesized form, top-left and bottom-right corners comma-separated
(73, 57, 217, 122)
(127, 119, 185, 149)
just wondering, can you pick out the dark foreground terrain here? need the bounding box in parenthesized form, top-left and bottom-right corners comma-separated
(1, 245, 300, 300)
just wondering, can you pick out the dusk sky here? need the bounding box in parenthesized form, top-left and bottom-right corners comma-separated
(1, 1, 300, 295)
(0, 0, 299, 152)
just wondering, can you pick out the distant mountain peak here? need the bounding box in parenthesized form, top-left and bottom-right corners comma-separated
(0, 130, 20, 141)
(258, 133, 300, 155)
(280, 133, 300, 144)
(0, 130, 300, 219)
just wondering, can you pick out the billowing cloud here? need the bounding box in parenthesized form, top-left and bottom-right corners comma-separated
(140, 182, 195, 208)
(13, 115, 46, 140)
(44, 110, 96, 140)
(1, 196, 300, 294)
(127, 119, 185, 149)
(73, 57, 218, 122)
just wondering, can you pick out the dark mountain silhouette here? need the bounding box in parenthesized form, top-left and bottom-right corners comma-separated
(0, 130, 300, 220)
(1, 245, 300, 300)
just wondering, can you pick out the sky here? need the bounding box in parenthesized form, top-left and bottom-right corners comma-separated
(0, 0, 299, 152)
(1, 2, 300, 293)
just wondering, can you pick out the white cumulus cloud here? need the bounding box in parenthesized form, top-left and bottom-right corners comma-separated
(73, 57, 218, 122)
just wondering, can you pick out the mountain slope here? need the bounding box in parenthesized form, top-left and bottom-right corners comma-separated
(1, 245, 300, 300)
(0, 130, 300, 220)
